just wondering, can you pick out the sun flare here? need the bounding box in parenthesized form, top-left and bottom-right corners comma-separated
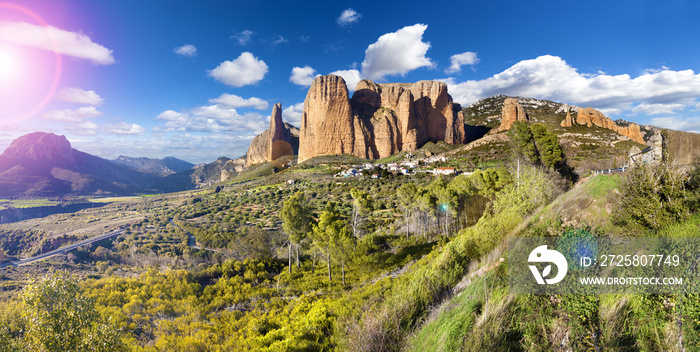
(0, 44, 21, 83)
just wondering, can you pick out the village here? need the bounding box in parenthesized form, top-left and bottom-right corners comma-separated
(333, 153, 459, 179)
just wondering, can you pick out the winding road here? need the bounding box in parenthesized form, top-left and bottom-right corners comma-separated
(0, 228, 125, 268)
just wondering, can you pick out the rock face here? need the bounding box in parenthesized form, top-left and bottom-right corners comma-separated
(560, 110, 574, 127)
(246, 104, 299, 166)
(1, 132, 76, 166)
(269, 103, 295, 161)
(561, 107, 645, 144)
(298, 75, 465, 162)
(493, 98, 528, 133)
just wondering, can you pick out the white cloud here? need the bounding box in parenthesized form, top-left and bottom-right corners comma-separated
(282, 103, 304, 126)
(631, 103, 685, 115)
(445, 51, 479, 74)
(41, 106, 102, 123)
(650, 116, 700, 133)
(155, 104, 267, 134)
(55, 87, 104, 106)
(68, 132, 253, 164)
(445, 55, 700, 118)
(290, 66, 318, 87)
(66, 121, 99, 136)
(0, 21, 114, 65)
(330, 69, 362, 92)
(105, 122, 145, 135)
(174, 44, 197, 57)
(232, 30, 254, 46)
(209, 94, 268, 110)
(271, 35, 288, 46)
(361, 24, 433, 81)
(337, 8, 361, 26)
(208, 52, 268, 87)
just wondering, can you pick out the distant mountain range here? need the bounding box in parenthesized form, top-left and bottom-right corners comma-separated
(0, 132, 242, 198)
(111, 155, 194, 176)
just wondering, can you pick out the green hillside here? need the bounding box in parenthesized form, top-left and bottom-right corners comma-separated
(1, 106, 700, 351)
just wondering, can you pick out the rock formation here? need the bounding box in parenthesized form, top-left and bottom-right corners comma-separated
(298, 75, 465, 162)
(492, 98, 528, 133)
(1, 132, 76, 166)
(245, 103, 299, 167)
(560, 107, 645, 144)
(560, 110, 574, 128)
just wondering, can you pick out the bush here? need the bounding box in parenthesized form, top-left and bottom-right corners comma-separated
(613, 163, 691, 232)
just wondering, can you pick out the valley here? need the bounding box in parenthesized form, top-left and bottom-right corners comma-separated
(1, 86, 700, 351)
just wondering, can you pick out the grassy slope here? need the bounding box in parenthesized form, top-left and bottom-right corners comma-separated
(407, 175, 700, 351)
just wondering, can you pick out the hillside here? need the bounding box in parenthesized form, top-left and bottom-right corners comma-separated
(0, 133, 249, 198)
(457, 95, 693, 173)
(111, 155, 194, 176)
(0, 133, 164, 197)
(0, 145, 699, 350)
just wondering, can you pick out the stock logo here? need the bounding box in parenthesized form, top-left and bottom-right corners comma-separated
(528, 245, 568, 285)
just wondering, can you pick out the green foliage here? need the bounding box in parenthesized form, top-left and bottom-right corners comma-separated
(614, 163, 691, 231)
(531, 123, 564, 168)
(311, 202, 353, 283)
(228, 226, 277, 260)
(280, 191, 315, 245)
(470, 167, 513, 196)
(508, 122, 575, 183)
(6, 270, 126, 352)
(509, 121, 539, 162)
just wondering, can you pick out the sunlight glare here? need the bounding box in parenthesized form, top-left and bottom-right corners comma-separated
(0, 44, 21, 85)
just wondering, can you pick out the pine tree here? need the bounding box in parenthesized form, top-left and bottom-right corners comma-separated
(280, 191, 315, 273)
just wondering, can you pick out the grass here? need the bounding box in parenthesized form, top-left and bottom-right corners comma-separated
(406, 272, 487, 352)
(528, 174, 621, 234)
(657, 213, 700, 237)
(5, 199, 59, 209)
(89, 196, 143, 203)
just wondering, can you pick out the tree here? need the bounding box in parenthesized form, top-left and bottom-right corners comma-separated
(20, 270, 125, 352)
(349, 188, 372, 240)
(280, 191, 315, 272)
(310, 202, 349, 283)
(397, 183, 418, 239)
(428, 178, 458, 236)
(229, 227, 274, 260)
(531, 123, 563, 168)
(448, 174, 475, 227)
(614, 163, 690, 231)
(415, 187, 437, 238)
(508, 121, 538, 163)
(332, 224, 355, 286)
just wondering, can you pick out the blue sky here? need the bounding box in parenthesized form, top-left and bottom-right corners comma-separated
(1, 0, 699, 163)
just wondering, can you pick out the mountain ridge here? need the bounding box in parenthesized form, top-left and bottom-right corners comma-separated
(111, 155, 194, 176)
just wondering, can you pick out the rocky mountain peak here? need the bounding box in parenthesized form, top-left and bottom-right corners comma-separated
(297, 75, 465, 163)
(245, 103, 299, 167)
(1, 132, 75, 166)
(492, 97, 529, 133)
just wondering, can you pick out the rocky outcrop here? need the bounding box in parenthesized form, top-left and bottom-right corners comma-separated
(492, 98, 528, 133)
(1, 132, 76, 166)
(246, 103, 299, 166)
(561, 107, 645, 144)
(298, 75, 358, 162)
(560, 110, 574, 127)
(245, 130, 272, 166)
(298, 75, 465, 162)
(269, 103, 295, 161)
